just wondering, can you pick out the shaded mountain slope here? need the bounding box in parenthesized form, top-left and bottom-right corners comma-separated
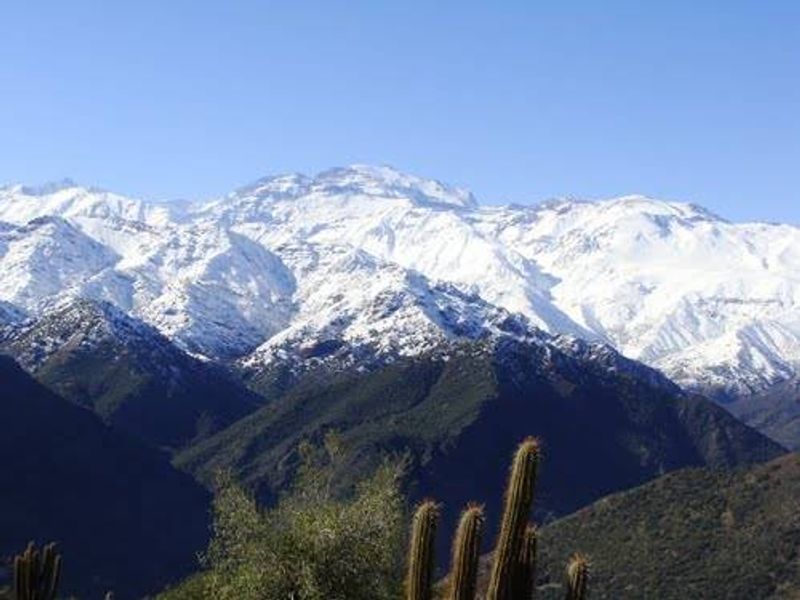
(0, 356, 211, 599)
(727, 377, 800, 451)
(1, 299, 259, 450)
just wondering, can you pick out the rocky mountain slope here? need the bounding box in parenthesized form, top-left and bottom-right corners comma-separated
(1, 166, 799, 444)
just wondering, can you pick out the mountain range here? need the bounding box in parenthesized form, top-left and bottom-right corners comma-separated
(1, 165, 799, 447)
(0, 166, 796, 597)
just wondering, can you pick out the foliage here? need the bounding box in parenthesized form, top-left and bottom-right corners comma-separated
(178, 342, 781, 559)
(534, 453, 800, 599)
(165, 432, 406, 600)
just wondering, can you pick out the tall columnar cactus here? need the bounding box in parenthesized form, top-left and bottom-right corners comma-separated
(486, 437, 541, 600)
(406, 499, 440, 600)
(13, 541, 62, 600)
(511, 523, 538, 600)
(402, 434, 589, 600)
(447, 503, 485, 600)
(564, 553, 590, 600)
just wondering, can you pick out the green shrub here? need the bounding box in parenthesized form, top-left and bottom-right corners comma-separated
(169, 433, 406, 600)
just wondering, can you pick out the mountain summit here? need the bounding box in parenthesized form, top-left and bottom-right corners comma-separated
(1, 166, 799, 445)
(231, 165, 478, 208)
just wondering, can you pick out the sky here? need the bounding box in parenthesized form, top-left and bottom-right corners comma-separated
(0, 1, 798, 223)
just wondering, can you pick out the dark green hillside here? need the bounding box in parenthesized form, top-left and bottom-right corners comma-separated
(1, 299, 259, 451)
(178, 344, 497, 500)
(0, 356, 211, 599)
(529, 453, 800, 599)
(178, 339, 783, 562)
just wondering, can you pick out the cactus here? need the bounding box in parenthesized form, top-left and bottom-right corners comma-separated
(13, 541, 62, 600)
(447, 503, 485, 600)
(402, 435, 589, 600)
(511, 523, 538, 600)
(405, 499, 440, 600)
(564, 553, 590, 600)
(486, 437, 540, 600)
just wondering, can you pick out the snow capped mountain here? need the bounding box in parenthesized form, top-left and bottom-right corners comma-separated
(488, 196, 800, 397)
(242, 243, 536, 371)
(0, 216, 119, 312)
(0, 179, 180, 226)
(223, 165, 478, 210)
(3, 297, 185, 373)
(1, 165, 799, 402)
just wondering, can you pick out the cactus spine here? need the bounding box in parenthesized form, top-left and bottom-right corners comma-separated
(447, 503, 485, 600)
(486, 437, 540, 600)
(511, 523, 538, 600)
(406, 500, 440, 600)
(13, 541, 62, 600)
(564, 553, 590, 600)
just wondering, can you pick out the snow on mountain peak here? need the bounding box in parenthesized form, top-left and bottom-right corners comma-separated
(17, 178, 81, 196)
(530, 194, 725, 226)
(0, 165, 798, 400)
(229, 164, 478, 209)
(597, 195, 727, 224)
(0, 181, 177, 227)
(312, 164, 478, 208)
(232, 173, 312, 202)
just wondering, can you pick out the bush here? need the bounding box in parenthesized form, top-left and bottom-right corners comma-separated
(170, 433, 406, 600)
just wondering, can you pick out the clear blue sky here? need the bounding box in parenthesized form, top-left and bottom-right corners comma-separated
(1, 2, 798, 223)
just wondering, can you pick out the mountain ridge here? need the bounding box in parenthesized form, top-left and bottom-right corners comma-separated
(2, 165, 799, 446)
(0, 297, 260, 450)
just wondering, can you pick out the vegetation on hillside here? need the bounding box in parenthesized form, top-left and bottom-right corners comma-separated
(164, 435, 592, 600)
(6, 427, 796, 599)
(530, 453, 800, 599)
(177, 342, 782, 571)
(729, 378, 800, 451)
(159, 433, 406, 600)
(2, 343, 792, 598)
